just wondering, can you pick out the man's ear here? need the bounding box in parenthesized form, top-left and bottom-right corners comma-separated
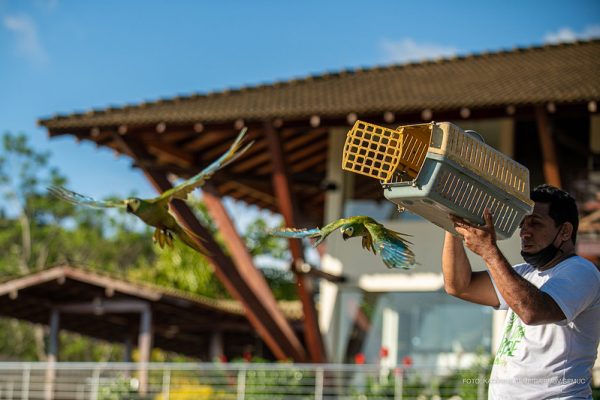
(561, 222, 574, 242)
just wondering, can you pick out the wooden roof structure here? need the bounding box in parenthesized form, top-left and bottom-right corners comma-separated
(39, 40, 600, 223)
(37, 39, 600, 363)
(0, 265, 302, 359)
(41, 40, 599, 129)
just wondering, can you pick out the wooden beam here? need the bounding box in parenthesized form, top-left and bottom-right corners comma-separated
(534, 105, 562, 188)
(182, 130, 234, 152)
(265, 121, 326, 363)
(216, 178, 278, 206)
(55, 299, 150, 314)
(232, 128, 327, 173)
(146, 141, 194, 168)
(202, 183, 308, 362)
(158, 130, 197, 143)
(290, 152, 328, 173)
(109, 132, 306, 362)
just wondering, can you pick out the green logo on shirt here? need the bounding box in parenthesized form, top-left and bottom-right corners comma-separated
(494, 312, 525, 365)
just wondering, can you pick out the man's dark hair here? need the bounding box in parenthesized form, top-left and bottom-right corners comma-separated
(531, 184, 579, 243)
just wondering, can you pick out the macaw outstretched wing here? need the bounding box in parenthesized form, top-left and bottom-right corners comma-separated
(155, 128, 253, 202)
(48, 186, 126, 209)
(365, 222, 416, 270)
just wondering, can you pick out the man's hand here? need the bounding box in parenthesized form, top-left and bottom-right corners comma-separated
(451, 209, 498, 259)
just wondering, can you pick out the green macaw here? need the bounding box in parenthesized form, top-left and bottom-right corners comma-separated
(272, 215, 417, 269)
(48, 129, 252, 255)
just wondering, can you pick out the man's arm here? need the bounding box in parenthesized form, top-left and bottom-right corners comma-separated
(454, 209, 565, 325)
(442, 232, 500, 307)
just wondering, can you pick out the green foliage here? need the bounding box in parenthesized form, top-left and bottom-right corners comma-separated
(347, 369, 427, 399)
(0, 319, 39, 361)
(97, 376, 145, 400)
(0, 132, 156, 278)
(243, 364, 312, 399)
(243, 217, 287, 260)
(260, 267, 297, 301)
(58, 331, 124, 362)
(128, 240, 230, 299)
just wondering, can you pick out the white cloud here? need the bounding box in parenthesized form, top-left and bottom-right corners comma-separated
(35, 0, 59, 10)
(544, 24, 600, 44)
(380, 38, 458, 64)
(2, 14, 48, 65)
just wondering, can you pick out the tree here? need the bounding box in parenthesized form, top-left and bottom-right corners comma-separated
(0, 132, 156, 361)
(0, 131, 298, 361)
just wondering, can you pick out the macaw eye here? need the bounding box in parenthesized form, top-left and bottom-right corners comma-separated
(346, 227, 354, 235)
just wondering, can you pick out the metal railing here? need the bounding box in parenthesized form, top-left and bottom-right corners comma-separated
(0, 362, 597, 400)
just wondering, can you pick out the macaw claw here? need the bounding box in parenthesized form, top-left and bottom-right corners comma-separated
(153, 229, 175, 249)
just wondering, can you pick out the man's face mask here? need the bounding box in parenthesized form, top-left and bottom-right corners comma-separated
(520, 224, 564, 268)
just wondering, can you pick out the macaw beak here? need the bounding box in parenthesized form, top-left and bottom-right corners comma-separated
(125, 202, 133, 213)
(342, 230, 350, 241)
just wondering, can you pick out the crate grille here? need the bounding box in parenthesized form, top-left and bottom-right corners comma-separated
(446, 127, 529, 202)
(435, 167, 520, 234)
(342, 121, 430, 183)
(343, 121, 403, 182)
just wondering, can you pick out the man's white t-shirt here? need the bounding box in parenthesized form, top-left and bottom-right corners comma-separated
(488, 255, 600, 399)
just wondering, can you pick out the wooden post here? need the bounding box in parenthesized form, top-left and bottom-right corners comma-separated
(124, 335, 133, 362)
(265, 121, 326, 363)
(44, 309, 59, 400)
(209, 331, 224, 361)
(138, 307, 153, 396)
(535, 105, 562, 188)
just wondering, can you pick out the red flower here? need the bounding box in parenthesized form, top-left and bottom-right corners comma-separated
(402, 355, 413, 367)
(354, 353, 366, 364)
(379, 346, 389, 358)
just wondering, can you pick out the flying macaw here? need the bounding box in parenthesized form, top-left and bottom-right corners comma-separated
(272, 216, 417, 269)
(48, 129, 252, 255)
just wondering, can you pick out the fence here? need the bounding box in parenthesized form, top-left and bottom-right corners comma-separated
(0, 362, 597, 400)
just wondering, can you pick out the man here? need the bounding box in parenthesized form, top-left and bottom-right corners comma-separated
(442, 184, 600, 399)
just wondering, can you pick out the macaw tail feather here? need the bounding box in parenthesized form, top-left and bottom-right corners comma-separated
(175, 225, 211, 256)
(271, 227, 322, 242)
(378, 241, 417, 270)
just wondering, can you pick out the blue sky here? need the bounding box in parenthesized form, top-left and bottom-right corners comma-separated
(1, 0, 599, 213)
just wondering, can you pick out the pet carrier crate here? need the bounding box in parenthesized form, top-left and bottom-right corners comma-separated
(342, 120, 534, 239)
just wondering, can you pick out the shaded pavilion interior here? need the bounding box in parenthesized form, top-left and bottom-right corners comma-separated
(35, 39, 600, 362)
(0, 265, 303, 360)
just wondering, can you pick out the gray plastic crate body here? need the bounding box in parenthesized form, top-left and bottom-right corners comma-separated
(383, 153, 532, 240)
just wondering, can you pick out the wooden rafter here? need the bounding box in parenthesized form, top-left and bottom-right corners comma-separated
(265, 121, 326, 363)
(146, 141, 194, 168)
(534, 105, 562, 188)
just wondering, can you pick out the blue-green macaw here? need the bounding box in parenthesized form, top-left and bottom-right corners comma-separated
(273, 216, 417, 269)
(48, 129, 252, 255)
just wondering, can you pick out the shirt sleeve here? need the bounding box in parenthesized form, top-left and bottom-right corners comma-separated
(540, 261, 600, 325)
